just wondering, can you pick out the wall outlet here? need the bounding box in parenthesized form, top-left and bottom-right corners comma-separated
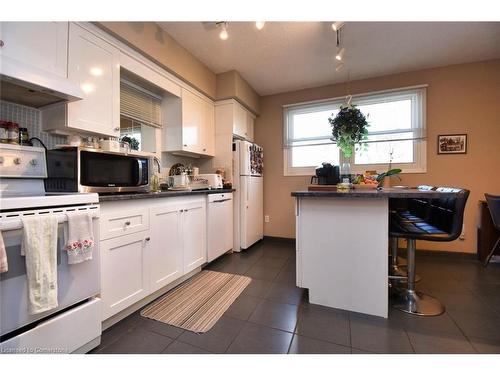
(459, 224, 465, 240)
(264, 215, 270, 223)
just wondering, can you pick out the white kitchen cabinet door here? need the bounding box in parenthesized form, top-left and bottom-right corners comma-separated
(202, 100, 215, 156)
(181, 88, 205, 154)
(66, 23, 120, 136)
(149, 204, 183, 293)
(0, 22, 68, 78)
(100, 231, 150, 320)
(182, 201, 207, 274)
(233, 103, 247, 139)
(246, 111, 255, 142)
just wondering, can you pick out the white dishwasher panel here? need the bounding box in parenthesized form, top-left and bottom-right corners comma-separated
(207, 193, 234, 262)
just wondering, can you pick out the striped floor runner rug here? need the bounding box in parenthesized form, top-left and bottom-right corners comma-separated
(141, 270, 251, 333)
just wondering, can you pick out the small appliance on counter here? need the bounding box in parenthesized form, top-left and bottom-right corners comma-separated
(198, 174, 223, 189)
(45, 146, 151, 194)
(310, 163, 340, 185)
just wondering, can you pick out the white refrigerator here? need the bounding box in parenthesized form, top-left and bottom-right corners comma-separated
(233, 140, 264, 251)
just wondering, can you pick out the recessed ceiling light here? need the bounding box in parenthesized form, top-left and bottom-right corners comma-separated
(217, 22, 228, 40)
(256, 21, 266, 30)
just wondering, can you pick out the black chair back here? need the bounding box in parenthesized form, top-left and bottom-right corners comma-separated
(407, 185, 436, 220)
(485, 194, 500, 231)
(428, 187, 470, 239)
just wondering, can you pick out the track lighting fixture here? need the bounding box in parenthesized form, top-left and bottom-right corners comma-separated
(335, 62, 344, 72)
(255, 21, 265, 30)
(331, 22, 345, 32)
(335, 47, 345, 61)
(217, 22, 228, 40)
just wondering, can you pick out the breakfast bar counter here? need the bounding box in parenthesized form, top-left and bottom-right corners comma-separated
(292, 188, 456, 318)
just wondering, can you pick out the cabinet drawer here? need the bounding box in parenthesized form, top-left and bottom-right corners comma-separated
(100, 208, 149, 240)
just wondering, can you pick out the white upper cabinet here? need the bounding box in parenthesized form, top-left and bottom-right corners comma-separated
(215, 99, 256, 142)
(163, 87, 215, 157)
(0, 22, 68, 79)
(42, 23, 120, 137)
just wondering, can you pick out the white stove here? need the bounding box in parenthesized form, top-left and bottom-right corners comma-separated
(0, 143, 101, 353)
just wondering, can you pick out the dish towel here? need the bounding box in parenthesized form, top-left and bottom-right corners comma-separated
(21, 215, 59, 315)
(0, 231, 7, 273)
(65, 211, 94, 265)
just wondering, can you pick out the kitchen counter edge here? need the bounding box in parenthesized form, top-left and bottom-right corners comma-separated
(99, 189, 235, 202)
(291, 189, 457, 199)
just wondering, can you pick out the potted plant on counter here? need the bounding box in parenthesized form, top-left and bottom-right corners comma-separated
(376, 149, 402, 188)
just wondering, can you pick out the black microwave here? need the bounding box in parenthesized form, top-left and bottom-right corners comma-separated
(45, 146, 151, 193)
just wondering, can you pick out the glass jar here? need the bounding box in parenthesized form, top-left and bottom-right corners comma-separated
(19, 127, 31, 146)
(0, 121, 9, 143)
(7, 122, 19, 144)
(340, 162, 351, 183)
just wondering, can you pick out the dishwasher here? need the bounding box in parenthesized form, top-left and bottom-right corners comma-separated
(207, 193, 234, 262)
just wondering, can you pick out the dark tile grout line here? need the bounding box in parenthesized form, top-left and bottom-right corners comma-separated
(444, 310, 481, 354)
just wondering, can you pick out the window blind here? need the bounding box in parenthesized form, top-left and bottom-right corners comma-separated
(120, 80, 162, 128)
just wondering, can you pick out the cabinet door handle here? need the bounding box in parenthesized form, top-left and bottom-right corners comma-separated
(114, 127, 120, 131)
(124, 221, 131, 226)
(145, 237, 151, 242)
(183, 144, 188, 147)
(203, 148, 206, 152)
(0, 40, 4, 48)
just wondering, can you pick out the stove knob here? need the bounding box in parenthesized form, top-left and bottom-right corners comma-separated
(30, 159, 38, 166)
(13, 157, 22, 165)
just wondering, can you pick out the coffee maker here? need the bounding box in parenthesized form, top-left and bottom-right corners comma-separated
(310, 163, 340, 185)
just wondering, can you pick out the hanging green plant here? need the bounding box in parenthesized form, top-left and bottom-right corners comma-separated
(328, 105, 369, 158)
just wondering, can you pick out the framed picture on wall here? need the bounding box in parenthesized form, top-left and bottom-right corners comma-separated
(437, 134, 467, 154)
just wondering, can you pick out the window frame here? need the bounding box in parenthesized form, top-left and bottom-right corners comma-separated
(283, 85, 427, 176)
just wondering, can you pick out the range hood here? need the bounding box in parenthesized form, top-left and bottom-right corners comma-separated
(0, 56, 83, 108)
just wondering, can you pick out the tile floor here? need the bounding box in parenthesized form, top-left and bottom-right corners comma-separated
(90, 238, 500, 354)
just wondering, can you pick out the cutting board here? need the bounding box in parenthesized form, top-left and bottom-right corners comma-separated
(307, 184, 338, 191)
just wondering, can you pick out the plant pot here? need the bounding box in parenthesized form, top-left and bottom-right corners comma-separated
(381, 177, 392, 189)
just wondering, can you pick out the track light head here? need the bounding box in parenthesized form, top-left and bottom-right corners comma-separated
(255, 21, 266, 30)
(331, 22, 345, 31)
(335, 47, 345, 61)
(335, 62, 345, 72)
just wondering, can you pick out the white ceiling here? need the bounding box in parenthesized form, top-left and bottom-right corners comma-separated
(158, 22, 500, 96)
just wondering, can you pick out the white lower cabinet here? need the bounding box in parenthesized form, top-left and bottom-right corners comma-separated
(100, 197, 207, 320)
(149, 204, 183, 293)
(182, 201, 207, 274)
(101, 231, 150, 320)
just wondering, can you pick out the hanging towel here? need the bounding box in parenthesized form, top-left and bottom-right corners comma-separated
(0, 231, 7, 273)
(21, 215, 59, 315)
(65, 211, 94, 265)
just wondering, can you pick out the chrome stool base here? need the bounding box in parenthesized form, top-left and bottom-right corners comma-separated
(389, 265, 422, 283)
(392, 289, 445, 316)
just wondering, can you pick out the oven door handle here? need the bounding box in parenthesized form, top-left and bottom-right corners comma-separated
(136, 159, 144, 186)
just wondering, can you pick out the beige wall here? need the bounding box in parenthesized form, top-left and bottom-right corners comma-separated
(97, 22, 217, 98)
(216, 70, 260, 114)
(255, 59, 500, 253)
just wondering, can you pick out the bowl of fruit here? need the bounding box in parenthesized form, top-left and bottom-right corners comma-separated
(352, 174, 379, 190)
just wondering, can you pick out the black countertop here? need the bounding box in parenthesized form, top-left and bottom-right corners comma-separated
(291, 188, 458, 199)
(99, 189, 235, 202)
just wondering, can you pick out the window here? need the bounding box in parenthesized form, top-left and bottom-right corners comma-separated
(120, 78, 163, 152)
(283, 86, 426, 176)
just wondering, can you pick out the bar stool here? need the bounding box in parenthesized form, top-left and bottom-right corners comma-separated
(389, 185, 435, 281)
(483, 194, 500, 267)
(389, 187, 470, 316)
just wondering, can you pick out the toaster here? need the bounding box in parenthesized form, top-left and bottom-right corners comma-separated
(198, 174, 223, 189)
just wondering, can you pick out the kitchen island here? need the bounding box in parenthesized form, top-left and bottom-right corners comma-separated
(291, 188, 456, 318)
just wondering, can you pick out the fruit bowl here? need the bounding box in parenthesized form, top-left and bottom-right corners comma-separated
(353, 184, 378, 190)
